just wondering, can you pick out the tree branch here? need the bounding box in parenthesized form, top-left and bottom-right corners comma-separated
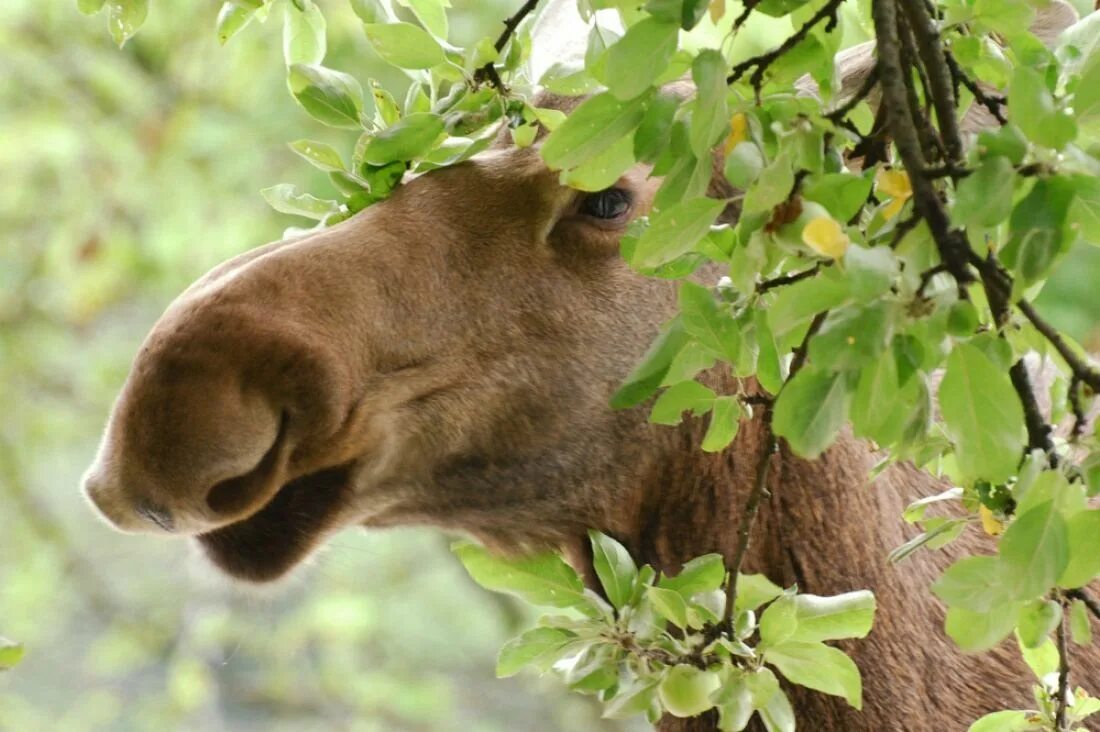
(871, 0, 973, 285)
(898, 0, 964, 163)
(944, 49, 1007, 125)
(1067, 588, 1100, 621)
(474, 0, 541, 92)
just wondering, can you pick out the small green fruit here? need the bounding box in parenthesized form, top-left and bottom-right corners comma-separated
(658, 664, 721, 718)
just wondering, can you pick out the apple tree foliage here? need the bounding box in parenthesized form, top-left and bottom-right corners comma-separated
(78, 0, 1100, 729)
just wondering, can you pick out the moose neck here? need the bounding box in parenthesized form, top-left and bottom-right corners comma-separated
(599, 374, 915, 732)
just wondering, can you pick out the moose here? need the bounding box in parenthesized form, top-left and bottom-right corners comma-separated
(82, 3, 1099, 730)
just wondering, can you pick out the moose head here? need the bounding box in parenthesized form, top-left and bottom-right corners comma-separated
(80, 112, 700, 581)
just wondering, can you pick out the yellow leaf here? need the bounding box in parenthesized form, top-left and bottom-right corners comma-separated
(882, 196, 907, 221)
(979, 505, 1004, 536)
(723, 113, 748, 156)
(801, 216, 850, 259)
(876, 168, 912, 199)
(709, 0, 727, 23)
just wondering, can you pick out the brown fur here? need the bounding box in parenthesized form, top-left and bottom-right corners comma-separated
(83, 25, 1098, 731)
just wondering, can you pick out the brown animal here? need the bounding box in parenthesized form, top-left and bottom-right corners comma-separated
(83, 21, 1099, 732)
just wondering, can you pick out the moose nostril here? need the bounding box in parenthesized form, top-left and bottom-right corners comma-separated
(135, 502, 175, 532)
(205, 411, 289, 518)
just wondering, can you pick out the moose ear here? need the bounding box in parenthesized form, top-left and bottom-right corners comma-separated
(527, 0, 624, 89)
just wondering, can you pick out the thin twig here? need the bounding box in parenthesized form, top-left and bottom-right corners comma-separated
(1056, 599, 1070, 731)
(473, 0, 541, 92)
(915, 263, 949, 298)
(722, 311, 828, 633)
(1018, 299, 1100, 393)
(757, 263, 822, 294)
(944, 50, 1007, 124)
(824, 64, 879, 124)
(727, 0, 844, 92)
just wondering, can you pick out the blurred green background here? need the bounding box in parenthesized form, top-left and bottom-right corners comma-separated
(0, 1, 1097, 731)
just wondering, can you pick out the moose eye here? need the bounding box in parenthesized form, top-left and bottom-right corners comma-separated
(579, 188, 632, 220)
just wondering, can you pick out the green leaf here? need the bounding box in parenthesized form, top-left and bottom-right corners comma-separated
(843, 245, 898, 303)
(658, 665, 721, 718)
(1016, 598, 1062, 648)
(803, 174, 872, 223)
(634, 91, 680, 164)
(107, 0, 148, 47)
(1008, 66, 1076, 150)
(1070, 599, 1093, 645)
(785, 591, 876, 643)
(938, 343, 1026, 483)
(953, 156, 1015, 228)
(283, 0, 326, 66)
(363, 22, 445, 69)
(724, 142, 765, 189)
(1000, 501, 1069, 600)
(288, 139, 345, 172)
(496, 627, 576, 677)
(605, 17, 679, 101)
(689, 50, 729, 158)
(0, 638, 24, 670)
(807, 304, 891, 372)
(759, 594, 798, 646)
(766, 271, 849, 343)
(611, 318, 691, 408)
(1018, 634, 1060, 678)
(588, 530, 637, 610)
(1071, 175, 1100, 246)
(932, 556, 1009, 613)
(851, 348, 904, 445)
(702, 396, 742, 452)
(288, 63, 365, 129)
(602, 679, 660, 719)
(1058, 509, 1100, 588)
(945, 604, 1019, 652)
(679, 281, 740, 361)
(763, 641, 863, 709)
(659, 554, 727, 597)
(743, 153, 794, 215)
(77, 0, 108, 14)
(370, 79, 401, 127)
(216, 2, 256, 45)
(542, 91, 652, 172)
(397, 0, 449, 39)
(968, 710, 1038, 732)
(452, 541, 592, 610)
(735, 574, 784, 612)
(359, 113, 443, 164)
(1002, 177, 1077, 286)
(630, 198, 725, 269)
(648, 586, 690, 628)
(260, 183, 339, 220)
(349, 0, 391, 23)
(650, 381, 716, 425)
(773, 368, 855, 459)
(559, 134, 636, 192)
(755, 0, 812, 17)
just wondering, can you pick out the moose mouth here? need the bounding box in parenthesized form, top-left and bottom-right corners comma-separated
(196, 464, 353, 583)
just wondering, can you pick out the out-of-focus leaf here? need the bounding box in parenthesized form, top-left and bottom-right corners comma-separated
(364, 22, 445, 69)
(283, 0, 326, 66)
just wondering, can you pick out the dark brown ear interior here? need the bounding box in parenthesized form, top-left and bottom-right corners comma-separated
(197, 464, 352, 582)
